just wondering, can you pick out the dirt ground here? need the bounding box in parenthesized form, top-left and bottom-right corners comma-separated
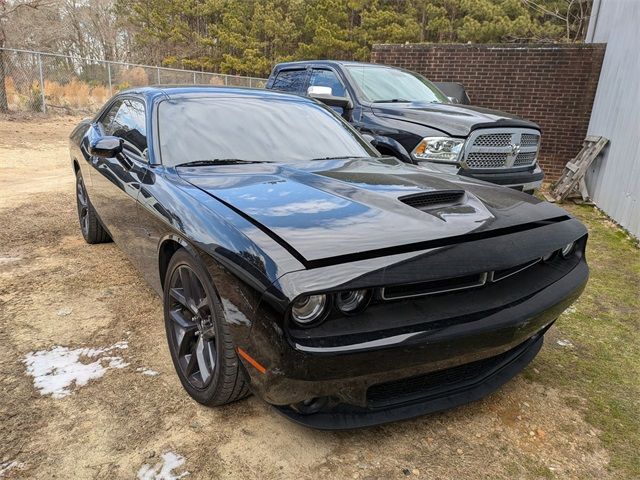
(0, 116, 636, 479)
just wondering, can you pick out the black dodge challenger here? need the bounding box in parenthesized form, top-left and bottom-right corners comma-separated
(69, 86, 588, 429)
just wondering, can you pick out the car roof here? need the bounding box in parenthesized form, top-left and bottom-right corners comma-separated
(115, 85, 311, 104)
(273, 60, 391, 70)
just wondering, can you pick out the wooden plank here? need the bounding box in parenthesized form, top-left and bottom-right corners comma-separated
(551, 136, 609, 203)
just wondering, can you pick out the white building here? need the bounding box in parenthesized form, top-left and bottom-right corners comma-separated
(585, 0, 640, 238)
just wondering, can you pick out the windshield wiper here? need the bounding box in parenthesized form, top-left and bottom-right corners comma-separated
(176, 159, 270, 167)
(372, 98, 412, 103)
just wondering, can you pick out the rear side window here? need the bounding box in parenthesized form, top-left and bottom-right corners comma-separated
(271, 69, 307, 93)
(106, 99, 147, 154)
(309, 69, 347, 98)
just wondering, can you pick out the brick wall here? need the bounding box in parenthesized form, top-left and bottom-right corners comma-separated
(371, 43, 606, 180)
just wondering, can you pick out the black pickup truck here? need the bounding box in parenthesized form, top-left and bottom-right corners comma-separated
(266, 61, 544, 194)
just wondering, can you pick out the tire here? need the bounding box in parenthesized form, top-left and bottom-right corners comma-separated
(75, 171, 111, 244)
(163, 248, 249, 406)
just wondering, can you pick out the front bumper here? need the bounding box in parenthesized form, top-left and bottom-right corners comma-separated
(277, 330, 545, 429)
(459, 165, 544, 193)
(242, 259, 588, 428)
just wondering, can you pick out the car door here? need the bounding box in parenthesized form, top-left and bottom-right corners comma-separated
(88, 97, 149, 261)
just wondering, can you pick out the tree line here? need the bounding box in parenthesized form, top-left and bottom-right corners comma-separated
(2, 0, 591, 79)
(120, 0, 592, 77)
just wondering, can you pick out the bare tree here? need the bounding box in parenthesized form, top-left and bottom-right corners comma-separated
(521, 0, 592, 42)
(1, 0, 54, 112)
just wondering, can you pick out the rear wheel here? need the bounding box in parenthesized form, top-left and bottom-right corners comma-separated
(75, 171, 111, 244)
(163, 248, 249, 406)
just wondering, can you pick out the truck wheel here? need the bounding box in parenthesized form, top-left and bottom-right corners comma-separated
(163, 248, 250, 406)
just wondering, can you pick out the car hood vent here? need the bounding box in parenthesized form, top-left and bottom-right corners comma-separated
(399, 190, 466, 210)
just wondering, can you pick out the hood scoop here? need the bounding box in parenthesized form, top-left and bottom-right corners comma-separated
(399, 190, 465, 211)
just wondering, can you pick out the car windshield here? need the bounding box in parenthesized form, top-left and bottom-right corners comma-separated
(345, 65, 448, 104)
(158, 95, 377, 167)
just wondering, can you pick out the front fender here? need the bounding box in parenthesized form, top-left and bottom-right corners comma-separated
(371, 135, 414, 164)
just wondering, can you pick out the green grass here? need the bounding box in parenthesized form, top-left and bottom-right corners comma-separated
(524, 204, 640, 478)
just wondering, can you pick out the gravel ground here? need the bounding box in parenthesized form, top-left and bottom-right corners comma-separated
(0, 115, 625, 479)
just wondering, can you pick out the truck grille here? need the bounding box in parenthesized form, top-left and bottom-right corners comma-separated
(467, 152, 508, 168)
(514, 152, 537, 166)
(463, 128, 540, 170)
(472, 133, 512, 147)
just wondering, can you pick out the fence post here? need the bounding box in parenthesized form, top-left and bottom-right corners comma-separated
(193, 72, 196, 84)
(249, 78, 253, 88)
(37, 53, 46, 113)
(107, 62, 112, 95)
(224, 75, 228, 86)
(157, 67, 161, 84)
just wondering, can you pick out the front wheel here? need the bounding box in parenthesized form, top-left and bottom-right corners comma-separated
(163, 248, 249, 406)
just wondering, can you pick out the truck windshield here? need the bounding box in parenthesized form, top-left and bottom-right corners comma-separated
(345, 65, 448, 104)
(158, 95, 377, 167)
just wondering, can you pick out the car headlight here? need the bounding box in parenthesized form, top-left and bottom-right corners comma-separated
(542, 251, 556, 262)
(291, 294, 327, 325)
(412, 137, 464, 163)
(335, 289, 370, 314)
(560, 241, 575, 258)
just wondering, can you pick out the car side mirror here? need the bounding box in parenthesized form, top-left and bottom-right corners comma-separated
(362, 133, 378, 147)
(308, 90, 353, 110)
(89, 136, 123, 158)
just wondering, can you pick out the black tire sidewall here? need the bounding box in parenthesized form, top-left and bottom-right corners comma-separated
(75, 172, 90, 242)
(163, 248, 226, 405)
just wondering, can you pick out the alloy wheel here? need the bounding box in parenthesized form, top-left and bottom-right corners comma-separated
(167, 264, 217, 390)
(76, 176, 89, 237)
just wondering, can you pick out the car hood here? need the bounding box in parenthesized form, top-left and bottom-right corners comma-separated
(177, 157, 567, 267)
(371, 102, 539, 137)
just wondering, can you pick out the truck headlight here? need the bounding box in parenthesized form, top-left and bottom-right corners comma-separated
(412, 137, 464, 163)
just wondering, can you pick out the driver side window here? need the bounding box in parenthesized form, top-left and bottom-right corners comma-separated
(309, 69, 347, 98)
(99, 99, 148, 159)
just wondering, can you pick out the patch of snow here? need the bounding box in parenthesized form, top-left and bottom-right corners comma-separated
(562, 305, 577, 315)
(23, 341, 129, 398)
(56, 307, 73, 317)
(557, 339, 574, 347)
(137, 452, 189, 480)
(0, 257, 22, 265)
(0, 461, 24, 477)
(136, 367, 160, 376)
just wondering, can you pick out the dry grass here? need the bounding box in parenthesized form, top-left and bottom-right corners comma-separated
(6, 76, 110, 113)
(45, 79, 110, 110)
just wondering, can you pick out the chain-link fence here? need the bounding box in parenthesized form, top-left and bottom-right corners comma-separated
(0, 48, 267, 115)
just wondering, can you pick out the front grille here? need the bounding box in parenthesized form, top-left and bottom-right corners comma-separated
(367, 339, 531, 408)
(463, 128, 540, 170)
(473, 133, 512, 147)
(521, 133, 540, 147)
(381, 272, 487, 300)
(382, 257, 540, 301)
(399, 190, 465, 210)
(466, 152, 508, 168)
(492, 258, 540, 281)
(514, 152, 537, 166)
